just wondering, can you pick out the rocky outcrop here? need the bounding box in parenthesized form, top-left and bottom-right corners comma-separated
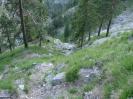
(0, 90, 11, 99)
(51, 72, 65, 86)
(90, 9, 133, 47)
(79, 66, 102, 83)
(54, 39, 76, 55)
(83, 87, 103, 99)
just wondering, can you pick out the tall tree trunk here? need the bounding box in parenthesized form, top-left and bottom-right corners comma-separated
(88, 31, 91, 41)
(106, 16, 112, 37)
(98, 18, 104, 37)
(7, 33, 12, 51)
(19, 0, 28, 48)
(12, 35, 16, 49)
(0, 47, 2, 54)
(80, 33, 84, 48)
(39, 32, 42, 47)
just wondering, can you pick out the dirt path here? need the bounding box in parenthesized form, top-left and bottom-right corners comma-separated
(17, 63, 54, 99)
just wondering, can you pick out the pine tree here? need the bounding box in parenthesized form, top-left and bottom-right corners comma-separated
(73, 0, 99, 47)
(19, 0, 28, 48)
(0, 14, 16, 51)
(64, 23, 70, 42)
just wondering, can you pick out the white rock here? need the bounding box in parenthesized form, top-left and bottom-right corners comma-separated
(19, 85, 25, 90)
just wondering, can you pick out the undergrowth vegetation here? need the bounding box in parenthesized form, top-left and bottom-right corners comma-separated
(0, 31, 132, 98)
(53, 31, 133, 98)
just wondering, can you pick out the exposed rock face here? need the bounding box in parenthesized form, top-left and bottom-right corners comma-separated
(84, 87, 103, 99)
(0, 90, 11, 99)
(91, 37, 110, 46)
(54, 63, 65, 73)
(90, 9, 133, 47)
(54, 39, 76, 55)
(79, 66, 101, 83)
(110, 10, 133, 37)
(15, 78, 25, 91)
(51, 72, 65, 86)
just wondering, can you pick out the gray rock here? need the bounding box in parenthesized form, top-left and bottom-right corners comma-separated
(54, 39, 76, 55)
(128, 35, 133, 41)
(0, 75, 2, 80)
(128, 97, 133, 99)
(51, 72, 65, 86)
(15, 78, 25, 91)
(84, 92, 100, 99)
(54, 63, 65, 73)
(0, 90, 11, 99)
(79, 67, 101, 83)
(25, 53, 41, 58)
(83, 87, 102, 99)
(92, 37, 110, 46)
(54, 39, 76, 50)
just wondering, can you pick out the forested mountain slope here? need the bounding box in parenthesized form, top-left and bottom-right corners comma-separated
(0, 0, 133, 99)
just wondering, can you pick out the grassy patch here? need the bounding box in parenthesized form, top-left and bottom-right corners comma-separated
(0, 45, 58, 92)
(59, 31, 133, 98)
(83, 84, 93, 92)
(68, 87, 78, 94)
(0, 31, 132, 98)
(120, 85, 133, 99)
(0, 80, 14, 92)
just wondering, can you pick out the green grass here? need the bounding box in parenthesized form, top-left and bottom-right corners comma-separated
(0, 80, 15, 92)
(56, 31, 133, 98)
(0, 45, 59, 92)
(0, 31, 132, 98)
(120, 85, 133, 99)
(68, 87, 78, 94)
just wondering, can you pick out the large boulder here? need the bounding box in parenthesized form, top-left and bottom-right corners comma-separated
(79, 66, 101, 83)
(54, 39, 76, 55)
(51, 72, 65, 86)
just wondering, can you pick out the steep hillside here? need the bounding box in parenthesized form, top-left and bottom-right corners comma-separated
(0, 8, 133, 98)
(0, 29, 132, 99)
(0, 1, 133, 99)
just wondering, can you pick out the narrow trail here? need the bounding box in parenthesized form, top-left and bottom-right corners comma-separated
(16, 9, 133, 99)
(18, 63, 54, 99)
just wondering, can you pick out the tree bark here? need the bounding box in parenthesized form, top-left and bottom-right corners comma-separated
(88, 31, 91, 41)
(80, 33, 84, 48)
(39, 32, 42, 47)
(19, 0, 28, 48)
(0, 47, 2, 54)
(7, 32, 12, 51)
(98, 18, 103, 37)
(106, 16, 112, 37)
